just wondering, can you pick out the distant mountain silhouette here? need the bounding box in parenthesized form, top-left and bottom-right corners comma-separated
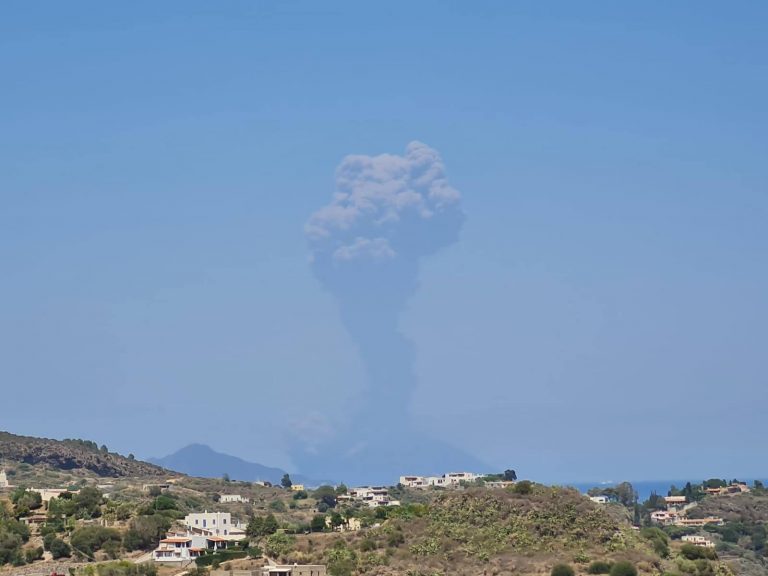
(149, 444, 302, 485)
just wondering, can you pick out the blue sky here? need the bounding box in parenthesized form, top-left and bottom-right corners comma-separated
(1, 1, 767, 483)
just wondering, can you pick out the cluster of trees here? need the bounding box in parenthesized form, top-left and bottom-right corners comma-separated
(63, 438, 110, 453)
(246, 513, 280, 538)
(705, 520, 767, 553)
(0, 512, 31, 566)
(47, 486, 105, 522)
(588, 482, 638, 508)
(483, 470, 518, 482)
(10, 488, 43, 518)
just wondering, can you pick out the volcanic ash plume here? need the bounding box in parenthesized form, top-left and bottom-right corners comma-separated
(300, 142, 482, 482)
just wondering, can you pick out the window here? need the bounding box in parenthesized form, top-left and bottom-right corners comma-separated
(223, 519, 227, 524)
(203, 520, 207, 527)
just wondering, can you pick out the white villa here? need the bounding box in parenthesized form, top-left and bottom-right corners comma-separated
(347, 486, 400, 508)
(220, 494, 249, 503)
(183, 511, 246, 539)
(400, 472, 482, 489)
(682, 535, 715, 548)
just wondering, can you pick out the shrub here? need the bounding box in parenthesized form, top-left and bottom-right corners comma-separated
(551, 564, 575, 576)
(49, 538, 71, 559)
(680, 544, 716, 561)
(609, 561, 637, 576)
(513, 481, 533, 495)
(641, 527, 670, 558)
(588, 561, 613, 574)
(194, 551, 247, 567)
(70, 526, 122, 558)
(25, 546, 44, 563)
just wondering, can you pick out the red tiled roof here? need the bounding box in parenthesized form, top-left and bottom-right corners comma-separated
(161, 538, 192, 543)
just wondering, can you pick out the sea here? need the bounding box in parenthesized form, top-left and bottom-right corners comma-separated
(569, 479, 768, 502)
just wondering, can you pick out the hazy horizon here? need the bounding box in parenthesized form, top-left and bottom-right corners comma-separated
(2, 1, 767, 484)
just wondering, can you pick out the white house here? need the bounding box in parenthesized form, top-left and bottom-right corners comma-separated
(348, 486, 400, 508)
(590, 495, 610, 504)
(400, 472, 482, 489)
(650, 510, 678, 525)
(682, 535, 715, 548)
(184, 511, 234, 537)
(153, 534, 229, 564)
(220, 494, 249, 503)
(0, 469, 11, 489)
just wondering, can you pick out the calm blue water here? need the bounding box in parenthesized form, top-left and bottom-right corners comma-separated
(569, 479, 768, 502)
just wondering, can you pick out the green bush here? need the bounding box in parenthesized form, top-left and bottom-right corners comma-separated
(641, 527, 669, 558)
(25, 546, 44, 563)
(50, 538, 71, 559)
(588, 561, 613, 574)
(513, 481, 533, 495)
(680, 544, 716, 561)
(194, 551, 247, 567)
(609, 561, 637, 576)
(551, 564, 575, 576)
(70, 526, 122, 558)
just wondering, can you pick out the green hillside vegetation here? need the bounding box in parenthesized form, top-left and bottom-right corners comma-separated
(240, 485, 670, 576)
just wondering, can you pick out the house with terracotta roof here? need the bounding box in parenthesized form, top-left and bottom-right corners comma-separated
(153, 534, 230, 564)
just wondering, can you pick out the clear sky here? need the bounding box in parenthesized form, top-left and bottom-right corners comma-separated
(1, 1, 767, 484)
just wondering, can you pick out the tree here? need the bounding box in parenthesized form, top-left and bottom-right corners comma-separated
(70, 526, 122, 558)
(10, 489, 43, 518)
(330, 512, 344, 530)
(313, 485, 337, 509)
(128, 453, 135, 460)
(247, 514, 279, 538)
(280, 474, 292, 489)
(643, 491, 666, 511)
(123, 514, 172, 551)
(503, 469, 518, 481)
(513, 480, 533, 495)
(551, 564, 575, 576)
(49, 538, 71, 560)
(100, 445, 109, 453)
(264, 532, 294, 559)
(310, 514, 327, 532)
(327, 543, 357, 576)
(222, 473, 230, 483)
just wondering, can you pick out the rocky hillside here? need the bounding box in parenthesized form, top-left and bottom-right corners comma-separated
(689, 491, 768, 524)
(0, 431, 169, 477)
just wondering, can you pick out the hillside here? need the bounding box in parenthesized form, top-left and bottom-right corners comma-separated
(689, 491, 768, 524)
(148, 444, 320, 486)
(0, 431, 167, 478)
(252, 486, 670, 576)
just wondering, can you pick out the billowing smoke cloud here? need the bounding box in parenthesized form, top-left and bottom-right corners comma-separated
(306, 140, 463, 261)
(298, 142, 484, 483)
